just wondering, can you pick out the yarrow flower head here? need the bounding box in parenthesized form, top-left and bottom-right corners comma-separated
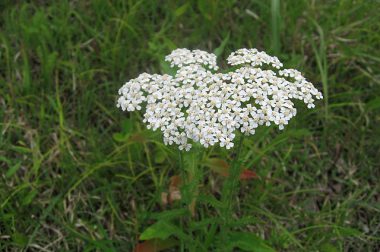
(117, 48, 323, 151)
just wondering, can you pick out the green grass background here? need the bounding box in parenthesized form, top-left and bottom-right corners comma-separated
(1, 0, 380, 251)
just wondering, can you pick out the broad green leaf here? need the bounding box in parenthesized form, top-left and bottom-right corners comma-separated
(334, 226, 361, 237)
(140, 220, 178, 241)
(154, 149, 166, 164)
(134, 238, 178, 252)
(227, 232, 276, 252)
(6, 161, 22, 178)
(320, 243, 339, 252)
(113, 119, 134, 142)
(22, 189, 38, 206)
(12, 232, 28, 247)
(112, 132, 128, 142)
(366, 97, 380, 111)
(174, 3, 190, 18)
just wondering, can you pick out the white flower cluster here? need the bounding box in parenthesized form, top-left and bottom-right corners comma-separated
(117, 48, 323, 150)
(227, 48, 283, 69)
(165, 48, 219, 70)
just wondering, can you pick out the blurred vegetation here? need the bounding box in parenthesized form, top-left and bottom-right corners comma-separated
(0, 0, 379, 251)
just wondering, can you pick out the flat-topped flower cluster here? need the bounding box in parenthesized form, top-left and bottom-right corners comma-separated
(117, 48, 323, 150)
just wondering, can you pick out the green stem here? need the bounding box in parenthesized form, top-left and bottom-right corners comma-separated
(178, 150, 185, 251)
(220, 134, 245, 239)
(181, 146, 201, 212)
(143, 142, 158, 187)
(178, 145, 202, 250)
